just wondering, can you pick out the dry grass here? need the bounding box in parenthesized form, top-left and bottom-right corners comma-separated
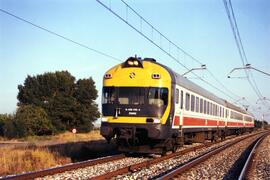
(31, 130, 104, 146)
(0, 146, 71, 177)
(0, 130, 104, 146)
(53, 130, 103, 142)
(0, 130, 109, 177)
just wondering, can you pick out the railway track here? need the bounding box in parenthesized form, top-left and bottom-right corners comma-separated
(242, 132, 270, 180)
(1, 131, 266, 180)
(158, 131, 269, 180)
(91, 143, 208, 180)
(238, 133, 269, 180)
(2, 154, 125, 180)
(91, 131, 264, 179)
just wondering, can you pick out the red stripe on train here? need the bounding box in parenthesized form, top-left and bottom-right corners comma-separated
(173, 116, 180, 126)
(219, 121, 226, 126)
(207, 120, 217, 126)
(182, 116, 252, 127)
(227, 122, 244, 126)
(183, 117, 206, 126)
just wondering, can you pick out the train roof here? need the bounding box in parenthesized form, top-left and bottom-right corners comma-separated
(173, 72, 226, 105)
(223, 100, 247, 114)
(147, 59, 251, 116)
(157, 61, 227, 106)
(174, 71, 252, 116)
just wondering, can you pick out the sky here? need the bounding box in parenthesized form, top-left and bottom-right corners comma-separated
(0, 0, 269, 122)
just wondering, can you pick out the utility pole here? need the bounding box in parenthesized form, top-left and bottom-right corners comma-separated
(262, 114, 264, 129)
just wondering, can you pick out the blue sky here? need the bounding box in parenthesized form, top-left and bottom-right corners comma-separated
(0, 0, 269, 121)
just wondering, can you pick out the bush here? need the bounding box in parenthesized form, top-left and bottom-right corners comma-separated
(14, 105, 54, 137)
(3, 119, 17, 138)
(0, 114, 14, 137)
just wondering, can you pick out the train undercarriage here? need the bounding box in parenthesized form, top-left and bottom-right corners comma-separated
(101, 122, 253, 154)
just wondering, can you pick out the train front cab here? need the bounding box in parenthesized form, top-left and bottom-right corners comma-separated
(100, 57, 176, 153)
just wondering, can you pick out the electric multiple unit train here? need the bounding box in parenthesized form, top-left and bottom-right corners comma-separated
(100, 57, 254, 153)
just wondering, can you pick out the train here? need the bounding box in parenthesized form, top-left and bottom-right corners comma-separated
(100, 56, 254, 154)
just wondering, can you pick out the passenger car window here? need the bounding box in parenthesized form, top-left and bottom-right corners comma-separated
(176, 89, 179, 104)
(196, 97, 199, 112)
(186, 93, 190, 111)
(191, 95, 195, 112)
(180, 91, 183, 109)
(200, 98, 203, 113)
(204, 100, 206, 114)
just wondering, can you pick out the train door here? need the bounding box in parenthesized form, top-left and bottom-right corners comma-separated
(179, 89, 184, 127)
(172, 88, 180, 129)
(172, 87, 184, 129)
(178, 89, 184, 139)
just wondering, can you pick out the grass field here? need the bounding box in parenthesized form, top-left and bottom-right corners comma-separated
(24, 130, 104, 146)
(0, 130, 104, 145)
(0, 146, 71, 177)
(0, 130, 110, 177)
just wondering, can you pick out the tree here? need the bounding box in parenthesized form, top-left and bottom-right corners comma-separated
(74, 78, 98, 104)
(73, 78, 99, 132)
(254, 120, 262, 128)
(17, 71, 99, 133)
(254, 119, 268, 129)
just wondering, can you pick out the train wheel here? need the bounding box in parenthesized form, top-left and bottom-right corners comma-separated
(172, 145, 177, 153)
(161, 147, 167, 156)
(171, 139, 177, 153)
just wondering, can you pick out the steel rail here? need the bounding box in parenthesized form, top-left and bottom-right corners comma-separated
(2, 154, 125, 180)
(238, 133, 269, 180)
(90, 143, 209, 180)
(2, 131, 263, 179)
(90, 131, 263, 179)
(157, 131, 266, 180)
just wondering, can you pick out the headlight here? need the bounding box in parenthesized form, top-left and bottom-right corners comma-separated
(101, 117, 108, 122)
(153, 118, 160, 123)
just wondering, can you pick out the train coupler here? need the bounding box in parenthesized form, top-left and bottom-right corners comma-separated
(117, 127, 137, 146)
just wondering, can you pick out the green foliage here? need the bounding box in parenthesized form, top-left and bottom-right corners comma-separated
(254, 119, 268, 129)
(14, 105, 54, 137)
(74, 78, 98, 104)
(0, 114, 14, 136)
(3, 119, 17, 138)
(0, 106, 53, 138)
(73, 78, 99, 132)
(17, 71, 100, 134)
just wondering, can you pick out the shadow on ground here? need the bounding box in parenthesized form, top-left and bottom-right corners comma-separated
(47, 139, 118, 162)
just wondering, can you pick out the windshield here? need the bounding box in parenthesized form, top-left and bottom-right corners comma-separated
(102, 87, 116, 104)
(148, 87, 168, 106)
(102, 87, 168, 106)
(118, 87, 145, 105)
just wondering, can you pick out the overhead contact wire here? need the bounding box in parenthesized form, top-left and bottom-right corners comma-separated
(0, 8, 122, 63)
(97, 0, 240, 102)
(223, 0, 268, 106)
